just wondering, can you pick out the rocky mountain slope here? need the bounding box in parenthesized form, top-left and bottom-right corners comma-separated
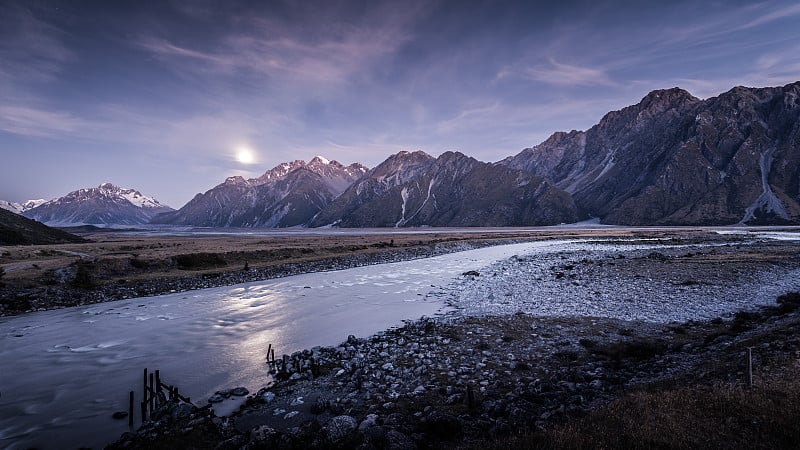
(23, 183, 173, 226)
(0, 208, 86, 245)
(152, 157, 368, 227)
(501, 81, 800, 225)
(310, 151, 578, 227)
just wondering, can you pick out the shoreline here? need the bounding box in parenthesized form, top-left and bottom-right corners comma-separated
(0, 235, 540, 317)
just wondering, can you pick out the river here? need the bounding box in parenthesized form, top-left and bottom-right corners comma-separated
(0, 241, 572, 450)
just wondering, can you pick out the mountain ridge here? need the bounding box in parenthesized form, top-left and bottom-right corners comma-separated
(22, 183, 173, 226)
(501, 81, 800, 225)
(151, 157, 368, 227)
(11, 81, 799, 228)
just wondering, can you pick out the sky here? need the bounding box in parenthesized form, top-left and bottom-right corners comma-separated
(1, 0, 799, 208)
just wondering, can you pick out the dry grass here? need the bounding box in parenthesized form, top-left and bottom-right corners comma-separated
(502, 376, 800, 450)
(474, 305, 800, 450)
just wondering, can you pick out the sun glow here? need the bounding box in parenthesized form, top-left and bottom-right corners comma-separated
(236, 147, 255, 164)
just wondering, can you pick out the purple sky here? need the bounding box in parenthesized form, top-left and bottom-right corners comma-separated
(1, 0, 799, 208)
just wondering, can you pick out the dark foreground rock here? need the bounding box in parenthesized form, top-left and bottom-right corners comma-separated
(108, 293, 800, 449)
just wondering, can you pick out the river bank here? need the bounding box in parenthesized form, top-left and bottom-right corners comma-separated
(1, 227, 775, 317)
(107, 234, 800, 449)
(1, 228, 614, 317)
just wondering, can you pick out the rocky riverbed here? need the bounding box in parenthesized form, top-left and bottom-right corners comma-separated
(107, 234, 800, 449)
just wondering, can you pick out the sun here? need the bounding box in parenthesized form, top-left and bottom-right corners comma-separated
(236, 147, 255, 164)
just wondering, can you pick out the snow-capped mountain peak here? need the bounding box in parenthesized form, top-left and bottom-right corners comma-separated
(0, 198, 47, 214)
(153, 156, 369, 228)
(23, 183, 173, 226)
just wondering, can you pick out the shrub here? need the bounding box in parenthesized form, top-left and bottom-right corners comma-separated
(173, 253, 227, 270)
(71, 263, 94, 289)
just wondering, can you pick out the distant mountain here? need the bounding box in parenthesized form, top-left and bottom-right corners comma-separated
(500, 81, 800, 225)
(152, 157, 368, 227)
(310, 150, 578, 227)
(0, 199, 46, 214)
(0, 208, 86, 245)
(23, 183, 174, 226)
(0, 200, 23, 214)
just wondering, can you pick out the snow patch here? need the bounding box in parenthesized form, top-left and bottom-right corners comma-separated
(740, 147, 790, 224)
(395, 187, 410, 227)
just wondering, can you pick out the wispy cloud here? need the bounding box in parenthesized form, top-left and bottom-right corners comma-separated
(497, 58, 617, 87)
(0, 3, 73, 85)
(0, 105, 89, 138)
(741, 2, 800, 30)
(139, 2, 428, 87)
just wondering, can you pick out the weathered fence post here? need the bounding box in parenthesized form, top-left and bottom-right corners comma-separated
(142, 368, 147, 409)
(747, 347, 753, 387)
(129, 391, 134, 426)
(149, 372, 155, 413)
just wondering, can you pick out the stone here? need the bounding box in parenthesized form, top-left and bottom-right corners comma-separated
(310, 397, 330, 414)
(171, 404, 194, 421)
(231, 387, 249, 396)
(249, 425, 279, 443)
(111, 411, 128, 420)
(214, 435, 247, 450)
(385, 429, 416, 450)
(358, 413, 379, 431)
(325, 415, 357, 444)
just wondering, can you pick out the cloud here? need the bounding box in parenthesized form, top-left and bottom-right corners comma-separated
(0, 104, 90, 138)
(0, 3, 73, 85)
(497, 58, 617, 87)
(741, 2, 800, 30)
(138, 2, 427, 87)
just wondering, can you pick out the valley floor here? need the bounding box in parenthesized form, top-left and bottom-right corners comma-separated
(1, 226, 764, 316)
(103, 229, 800, 449)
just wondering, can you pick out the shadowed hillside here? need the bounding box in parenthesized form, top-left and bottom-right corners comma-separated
(0, 208, 87, 245)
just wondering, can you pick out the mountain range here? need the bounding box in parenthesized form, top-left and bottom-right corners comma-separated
(21, 183, 173, 226)
(309, 151, 577, 227)
(5, 81, 798, 228)
(500, 82, 800, 225)
(151, 157, 368, 227)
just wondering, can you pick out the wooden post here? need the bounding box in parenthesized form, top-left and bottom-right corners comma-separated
(747, 347, 753, 387)
(267, 344, 272, 361)
(149, 372, 155, 413)
(142, 368, 148, 407)
(155, 370, 161, 407)
(129, 391, 134, 427)
(141, 401, 147, 422)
